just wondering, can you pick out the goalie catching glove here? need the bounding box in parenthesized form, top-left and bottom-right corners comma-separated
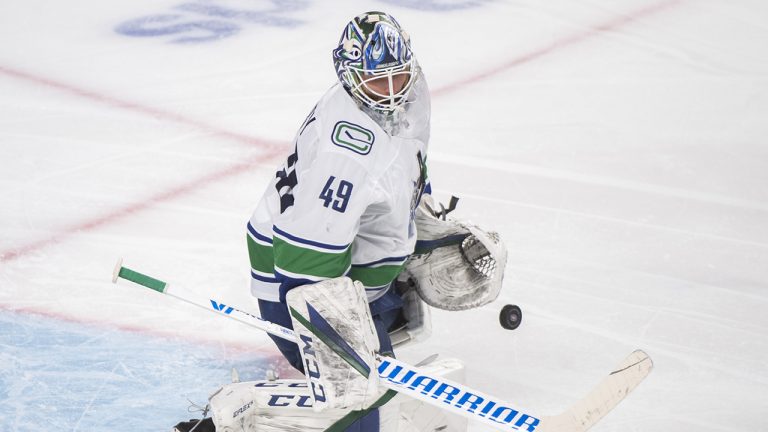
(404, 196, 508, 311)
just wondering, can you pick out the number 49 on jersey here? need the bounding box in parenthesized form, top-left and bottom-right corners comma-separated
(319, 176, 353, 213)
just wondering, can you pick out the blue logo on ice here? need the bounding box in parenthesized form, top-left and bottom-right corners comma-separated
(115, 0, 309, 44)
(210, 300, 234, 314)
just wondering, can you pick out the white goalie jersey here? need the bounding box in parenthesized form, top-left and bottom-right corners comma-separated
(247, 73, 431, 303)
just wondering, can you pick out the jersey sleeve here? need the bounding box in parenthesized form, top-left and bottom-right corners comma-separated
(271, 148, 372, 300)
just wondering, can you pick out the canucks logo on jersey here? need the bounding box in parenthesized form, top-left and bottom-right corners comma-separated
(331, 121, 375, 155)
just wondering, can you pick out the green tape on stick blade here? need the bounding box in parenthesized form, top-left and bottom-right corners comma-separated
(118, 267, 167, 292)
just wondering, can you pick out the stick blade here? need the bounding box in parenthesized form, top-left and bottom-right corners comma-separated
(539, 350, 653, 432)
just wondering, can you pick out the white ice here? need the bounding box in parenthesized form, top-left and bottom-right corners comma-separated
(1, 0, 767, 431)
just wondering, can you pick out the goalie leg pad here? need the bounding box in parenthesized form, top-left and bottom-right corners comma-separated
(286, 276, 383, 412)
(207, 359, 468, 432)
(209, 380, 348, 432)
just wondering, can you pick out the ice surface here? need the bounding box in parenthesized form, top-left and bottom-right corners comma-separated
(0, 311, 282, 431)
(1, 0, 767, 431)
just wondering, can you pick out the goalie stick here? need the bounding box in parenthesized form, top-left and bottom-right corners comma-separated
(112, 259, 653, 432)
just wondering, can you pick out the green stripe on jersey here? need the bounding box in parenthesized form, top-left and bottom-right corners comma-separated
(348, 264, 405, 288)
(247, 234, 274, 273)
(273, 237, 351, 279)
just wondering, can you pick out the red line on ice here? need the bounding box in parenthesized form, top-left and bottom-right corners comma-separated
(432, 0, 682, 97)
(0, 65, 270, 148)
(0, 67, 285, 262)
(0, 0, 682, 263)
(0, 150, 284, 262)
(0, 302, 290, 360)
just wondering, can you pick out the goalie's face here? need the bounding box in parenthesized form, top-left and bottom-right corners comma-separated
(359, 69, 411, 104)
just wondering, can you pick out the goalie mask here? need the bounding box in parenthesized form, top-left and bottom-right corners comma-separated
(332, 11, 418, 113)
(403, 197, 508, 311)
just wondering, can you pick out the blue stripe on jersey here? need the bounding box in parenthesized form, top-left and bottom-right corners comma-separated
(352, 255, 410, 268)
(251, 270, 278, 283)
(272, 225, 350, 251)
(273, 268, 317, 302)
(247, 222, 273, 244)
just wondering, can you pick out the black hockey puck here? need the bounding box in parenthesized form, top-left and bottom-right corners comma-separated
(499, 304, 522, 330)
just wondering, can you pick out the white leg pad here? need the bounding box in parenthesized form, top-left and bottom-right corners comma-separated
(287, 276, 382, 412)
(208, 358, 468, 432)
